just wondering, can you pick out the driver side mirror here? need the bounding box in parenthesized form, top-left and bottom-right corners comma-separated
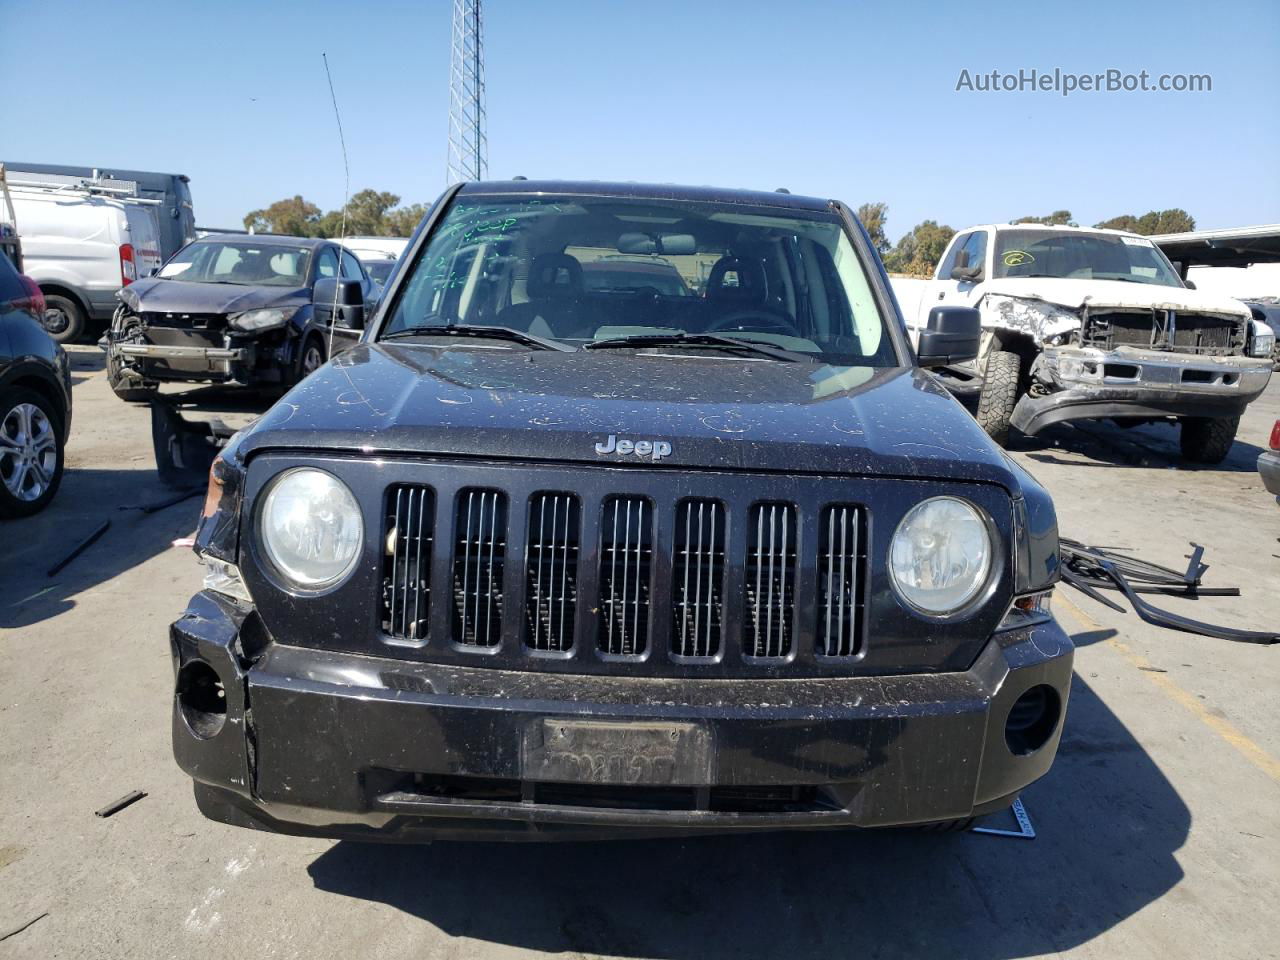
(917, 306, 981, 367)
(313, 277, 366, 329)
(950, 265, 982, 282)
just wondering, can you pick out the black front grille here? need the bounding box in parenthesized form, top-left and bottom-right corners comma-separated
(524, 493, 580, 652)
(382, 485, 434, 641)
(818, 506, 865, 657)
(745, 503, 797, 658)
(452, 489, 506, 646)
(1085, 310, 1244, 356)
(598, 496, 652, 656)
(672, 499, 724, 658)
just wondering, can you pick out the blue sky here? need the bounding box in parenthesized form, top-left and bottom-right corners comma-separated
(3, 0, 1277, 240)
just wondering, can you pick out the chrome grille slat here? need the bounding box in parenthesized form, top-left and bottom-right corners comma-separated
(452, 489, 506, 646)
(672, 499, 724, 658)
(745, 502, 796, 658)
(381, 485, 434, 641)
(525, 493, 580, 651)
(819, 505, 864, 657)
(598, 496, 651, 656)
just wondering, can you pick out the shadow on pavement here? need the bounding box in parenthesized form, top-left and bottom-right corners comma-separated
(307, 669, 1187, 959)
(0, 467, 202, 628)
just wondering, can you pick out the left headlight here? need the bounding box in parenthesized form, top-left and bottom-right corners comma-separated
(229, 306, 297, 332)
(889, 496, 993, 616)
(258, 468, 363, 589)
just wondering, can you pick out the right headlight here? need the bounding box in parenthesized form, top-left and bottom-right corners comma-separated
(889, 496, 993, 616)
(258, 467, 363, 590)
(1248, 319, 1275, 359)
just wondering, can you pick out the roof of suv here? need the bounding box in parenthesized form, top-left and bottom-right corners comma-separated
(200, 233, 328, 248)
(458, 180, 834, 213)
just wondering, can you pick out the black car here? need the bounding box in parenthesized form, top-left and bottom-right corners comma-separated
(173, 181, 1071, 842)
(0, 253, 72, 518)
(104, 234, 379, 401)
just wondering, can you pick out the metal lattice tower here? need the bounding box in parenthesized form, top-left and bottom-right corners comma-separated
(447, 0, 487, 183)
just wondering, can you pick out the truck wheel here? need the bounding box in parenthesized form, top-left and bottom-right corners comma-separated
(1179, 415, 1239, 465)
(42, 294, 85, 344)
(975, 350, 1021, 447)
(106, 350, 157, 403)
(0, 386, 65, 518)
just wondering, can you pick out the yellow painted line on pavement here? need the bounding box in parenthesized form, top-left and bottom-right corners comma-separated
(1058, 591, 1280, 784)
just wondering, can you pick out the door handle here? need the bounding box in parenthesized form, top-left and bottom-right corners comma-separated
(937, 292, 945, 300)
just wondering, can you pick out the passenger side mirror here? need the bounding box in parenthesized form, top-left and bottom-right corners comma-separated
(917, 306, 981, 367)
(313, 277, 366, 329)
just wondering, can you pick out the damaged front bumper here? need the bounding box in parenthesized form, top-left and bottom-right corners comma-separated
(1012, 345, 1274, 435)
(116, 342, 253, 381)
(171, 590, 1074, 842)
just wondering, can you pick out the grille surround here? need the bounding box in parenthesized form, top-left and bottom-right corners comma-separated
(242, 453, 1016, 679)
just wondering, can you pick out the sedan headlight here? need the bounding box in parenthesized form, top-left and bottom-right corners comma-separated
(229, 306, 297, 332)
(889, 496, 993, 615)
(258, 468, 363, 589)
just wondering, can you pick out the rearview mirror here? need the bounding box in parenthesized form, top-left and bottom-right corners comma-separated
(313, 277, 366, 329)
(617, 232, 697, 256)
(917, 306, 981, 367)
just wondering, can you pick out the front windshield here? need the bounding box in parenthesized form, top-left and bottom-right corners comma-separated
(158, 240, 311, 286)
(381, 194, 896, 365)
(993, 230, 1182, 286)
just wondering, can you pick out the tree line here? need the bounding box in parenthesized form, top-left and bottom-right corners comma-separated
(240, 191, 1196, 279)
(855, 202, 1196, 278)
(243, 190, 427, 238)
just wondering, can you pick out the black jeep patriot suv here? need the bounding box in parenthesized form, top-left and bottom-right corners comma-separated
(173, 181, 1070, 841)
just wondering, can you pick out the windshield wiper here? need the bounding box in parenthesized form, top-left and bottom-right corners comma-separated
(584, 332, 807, 362)
(381, 323, 575, 352)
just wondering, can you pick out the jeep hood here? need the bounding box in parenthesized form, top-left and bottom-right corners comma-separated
(118, 277, 309, 316)
(234, 343, 1021, 489)
(980, 278, 1251, 319)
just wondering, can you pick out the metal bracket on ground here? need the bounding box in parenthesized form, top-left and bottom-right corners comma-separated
(972, 796, 1036, 839)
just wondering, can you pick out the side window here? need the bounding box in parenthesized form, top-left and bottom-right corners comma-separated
(960, 231, 987, 276)
(936, 234, 968, 279)
(340, 250, 364, 281)
(315, 247, 339, 279)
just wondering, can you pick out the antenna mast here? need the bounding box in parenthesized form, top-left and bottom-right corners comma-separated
(447, 0, 487, 183)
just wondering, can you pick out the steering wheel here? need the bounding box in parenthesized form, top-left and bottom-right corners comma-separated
(707, 310, 800, 337)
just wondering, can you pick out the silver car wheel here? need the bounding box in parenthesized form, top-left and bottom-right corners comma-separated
(0, 402, 58, 502)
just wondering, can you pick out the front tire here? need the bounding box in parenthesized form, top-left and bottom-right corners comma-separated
(1179, 415, 1239, 464)
(298, 336, 326, 381)
(0, 387, 65, 518)
(41, 294, 85, 344)
(975, 349, 1021, 447)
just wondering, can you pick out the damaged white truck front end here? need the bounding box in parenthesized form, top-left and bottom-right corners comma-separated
(907, 224, 1275, 464)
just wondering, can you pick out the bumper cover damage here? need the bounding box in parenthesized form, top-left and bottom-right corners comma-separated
(171, 591, 1074, 841)
(1012, 345, 1273, 435)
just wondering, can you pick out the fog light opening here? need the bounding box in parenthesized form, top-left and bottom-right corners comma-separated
(177, 660, 227, 739)
(1004, 684, 1060, 756)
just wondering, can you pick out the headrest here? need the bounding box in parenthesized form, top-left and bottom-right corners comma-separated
(705, 256, 765, 303)
(528, 253, 583, 300)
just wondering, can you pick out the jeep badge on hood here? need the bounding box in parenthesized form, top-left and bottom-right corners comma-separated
(595, 434, 673, 460)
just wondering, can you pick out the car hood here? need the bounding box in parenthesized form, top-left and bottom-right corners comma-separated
(236, 343, 1021, 489)
(980, 277, 1252, 319)
(119, 277, 309, 315)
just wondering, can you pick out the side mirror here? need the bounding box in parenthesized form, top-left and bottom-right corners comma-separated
(1183, 279, 1197, 290)
(313, 277, 366, 329)
(950, 265, 982, 282)
(917, 305, 981, 367)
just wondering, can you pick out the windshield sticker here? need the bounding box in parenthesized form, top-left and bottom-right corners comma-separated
(1002, 250, 1034, 267)
(1120, 235, 1153, 247)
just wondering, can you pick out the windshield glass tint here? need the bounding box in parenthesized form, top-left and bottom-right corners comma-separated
(158, 241, 311, 286)
(993, 230, 1182, 286)
(382, 194, 895, 364)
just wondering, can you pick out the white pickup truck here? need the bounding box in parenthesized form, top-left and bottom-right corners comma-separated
(901, 223, 1275, 463)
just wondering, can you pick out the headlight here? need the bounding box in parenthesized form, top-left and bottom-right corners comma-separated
(889, 497, 993, 615)
(1248, 320, 1275, 359)
(229, 306, 296, 332)
(258, 468, 363, 589)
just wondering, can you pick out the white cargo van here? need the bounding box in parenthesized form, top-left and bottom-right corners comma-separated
(8, 174, 163, 342)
